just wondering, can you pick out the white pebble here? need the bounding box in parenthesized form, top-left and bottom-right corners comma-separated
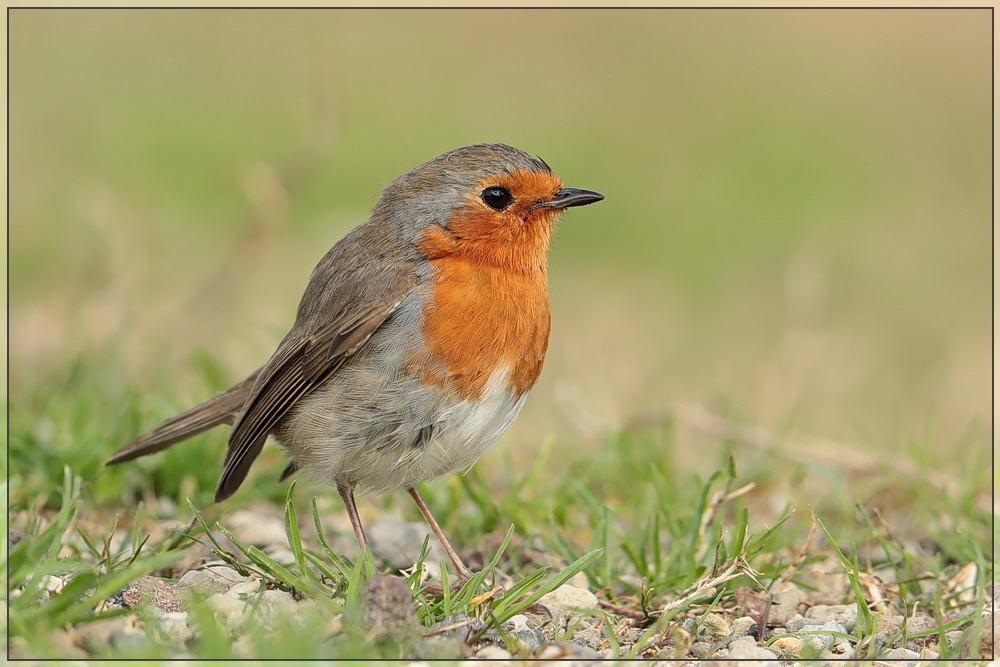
(226, 579, 263, 599)
(475, 645, 512, 660)
(538, 584, 598, 611)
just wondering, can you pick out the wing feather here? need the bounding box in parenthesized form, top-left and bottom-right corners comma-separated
(214, 220, 419, 501)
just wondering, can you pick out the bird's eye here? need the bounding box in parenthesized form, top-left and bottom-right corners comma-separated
(481, 186, 513, 211)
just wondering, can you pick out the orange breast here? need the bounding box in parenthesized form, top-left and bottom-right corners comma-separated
(411, 167, 565, 402)
(415, 234, 552, 402)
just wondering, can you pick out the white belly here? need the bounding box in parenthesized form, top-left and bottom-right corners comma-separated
(277, 365, 528, 495)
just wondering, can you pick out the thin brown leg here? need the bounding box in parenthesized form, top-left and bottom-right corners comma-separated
(407, 486, 471, 581)
(338, 483, 369, 549)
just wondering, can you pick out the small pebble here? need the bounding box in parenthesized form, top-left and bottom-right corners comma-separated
(231, 635, 254, 657)
(877, 614, 904, 634)
(158, 611, 194, 644)
(768, 582, 806, 626)
(224, 509, 288, 547)
(175, 570, 231, 597)
(769, 636, 803, 657)
(326, 615, 344, 637)
(504, 614, 532, 633)
(618, 626, 645, 645)
(259, 589, 297, 624)
(475, 645, 513, 660)
(538, 584, 598, 612)
(945, 629, 965, 648)
(350, 574, 419, 644)
(566, 645, 603, 665)
(368, 517, 447, 570)
(795, 621, 845, 649)
(828, 638, 854, 657)
(785, 615, 807, 632)
(536, 644, 565, 659)
(75, 617, 131, 652)
(804, 637, 827, 655)
(569, 620, 607, 651)
(201, 563, 249, 584)
(535, 642, 602, 661)
(727, 635, 756, 649)
(227, 579, 263, 599)
(725, 636, 778, 660)
(730, 615, 758, 638)
(205, 593, 252, 631)
(120, 577, 185, 613)
(903, 615, 936, 633)
(426, 613, 486, 638)
(415, 635, 467, 660)
(501, 613, 545, 651)
(700, 612, 731, 642)
(42, 574, 67, 595)
(691, 641, 714, 659)
(882, 646, 921, 664)
(261, 588, 294, 604)
(805, 603, 857, 632)
(108, 628, 149, 653)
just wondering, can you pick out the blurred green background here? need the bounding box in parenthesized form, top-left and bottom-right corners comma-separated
(9, 10, 991, 513)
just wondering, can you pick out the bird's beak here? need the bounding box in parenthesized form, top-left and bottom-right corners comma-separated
(537, 187, 605, 209)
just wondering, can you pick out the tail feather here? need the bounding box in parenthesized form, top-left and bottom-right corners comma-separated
(105, 370, 259, 466)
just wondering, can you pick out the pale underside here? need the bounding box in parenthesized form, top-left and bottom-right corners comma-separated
(272, 292, 528, 495)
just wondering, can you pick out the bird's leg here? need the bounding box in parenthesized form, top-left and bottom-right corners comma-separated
(338, 483, 369, 550)
(407, 486, 471, 582)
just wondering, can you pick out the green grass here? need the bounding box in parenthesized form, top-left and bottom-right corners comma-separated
(6, 395, 992, 658)
(8, 8, 991, 661)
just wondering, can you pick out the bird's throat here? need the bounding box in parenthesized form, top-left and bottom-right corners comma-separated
(414, 253, 551, 402)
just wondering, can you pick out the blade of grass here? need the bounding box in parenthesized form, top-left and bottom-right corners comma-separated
(310, 497, 353, 580)
(73, 523, 105, 562)
(214, 523, 315, 593)
(9, 468, 81, 580)
(282, 482, 311, 585)
(491, 548, 603, 625)
(817, 518, 874, 638)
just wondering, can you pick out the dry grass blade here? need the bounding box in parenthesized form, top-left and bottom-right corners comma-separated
(778, 505, 818, 587)
(656, 559, 743, 618)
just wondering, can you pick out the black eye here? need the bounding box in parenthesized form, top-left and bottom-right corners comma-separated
(481, 186, 513, 211)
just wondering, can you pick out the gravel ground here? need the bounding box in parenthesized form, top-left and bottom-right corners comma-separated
(9, 503, 995, 663)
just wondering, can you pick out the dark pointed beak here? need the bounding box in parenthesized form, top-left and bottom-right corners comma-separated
(537, 187, 605, 209)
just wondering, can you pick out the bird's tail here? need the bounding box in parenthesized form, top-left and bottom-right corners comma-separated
(105, 370, 260, 465)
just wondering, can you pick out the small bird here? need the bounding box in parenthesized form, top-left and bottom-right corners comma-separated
(106, 144, 604, 578)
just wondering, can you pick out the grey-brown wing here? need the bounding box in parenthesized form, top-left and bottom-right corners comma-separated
(215, 299, 409, 502)
(214, 219, 420, 502)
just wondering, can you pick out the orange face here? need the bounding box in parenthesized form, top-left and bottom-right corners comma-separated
(418, 168, 566, 274)
(414, 168, 568, 401)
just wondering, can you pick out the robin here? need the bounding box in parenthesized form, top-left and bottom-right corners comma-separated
(106, 143, 604, 579)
